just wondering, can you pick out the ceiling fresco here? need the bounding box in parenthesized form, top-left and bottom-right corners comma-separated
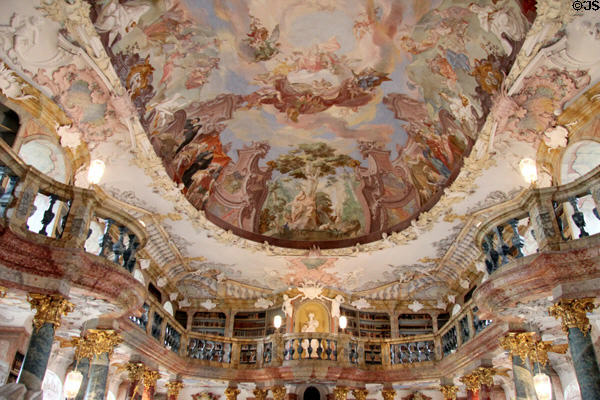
(89, 0, 530, 248)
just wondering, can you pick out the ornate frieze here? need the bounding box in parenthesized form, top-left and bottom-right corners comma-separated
(549, 298, 598, 335)
(27, 293, 74, 331)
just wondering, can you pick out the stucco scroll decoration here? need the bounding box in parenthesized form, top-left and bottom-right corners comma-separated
(350, 298, 371, 310)
(200, 299, 217, 310)
(254, 298, 274, 309)
(0, 64, 34, 101)
(280, 284, 345, 318)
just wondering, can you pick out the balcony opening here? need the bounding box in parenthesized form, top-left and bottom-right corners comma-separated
(303, 387, 320, 400)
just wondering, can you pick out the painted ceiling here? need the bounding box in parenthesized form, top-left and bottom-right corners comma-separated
(2, 0, 598, 306)
(93, 0, 528, 248)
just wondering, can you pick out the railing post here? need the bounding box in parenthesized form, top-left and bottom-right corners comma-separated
(256, 341, 264, 368)
(61, 192, 94, 248)
(530, 194, 562, 251)
(231, 341, 240, 367)
(455, 321, 463, 348)
(179, 332, 188, 358)
(146, 306, 155, 337)
(381, 342, 391, 367)
(159, 315, 168, 346)
(10, 170, 39, 229)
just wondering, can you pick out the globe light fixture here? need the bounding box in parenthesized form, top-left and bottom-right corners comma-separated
(339, 315, 347, 330)
(64, 369, 84, 399)
(533, 371, 552, 400)
(87, 159, 106, 185)
(273, 315, 282, 329)
(519, 158, 538, 185)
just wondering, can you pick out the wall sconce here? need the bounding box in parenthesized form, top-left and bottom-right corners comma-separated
(87, 159, 105, 185)
(519, 158, 537, 185)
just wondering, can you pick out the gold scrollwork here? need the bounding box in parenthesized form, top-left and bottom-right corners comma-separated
(225, 387, 241, 400)
(549, 298, 598, 336)
(459, 367, 498, 391)
(381, 389, 396, 400)
(0, 286, 7, 298)
(27, 293, 74, 331)
(271, 386, 286, 400)
(70, 329, 122, 360)
(351, 389, 368, 400)
(142, 369, 160, 389)
(500, 331, 568, 367)
(333, 386, 349, 400)
(166, 381, 184, 398)
(253, 388, 268, 400)
(440, 385, 458, 400)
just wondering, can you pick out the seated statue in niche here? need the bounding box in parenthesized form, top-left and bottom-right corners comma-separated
(301, 312, 319, 333)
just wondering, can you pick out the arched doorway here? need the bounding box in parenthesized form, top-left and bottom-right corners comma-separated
(303, 387, 320, 400)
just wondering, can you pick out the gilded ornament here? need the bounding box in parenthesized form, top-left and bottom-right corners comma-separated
(459, 367, 498, 391)
(333, 386, 348, 400)
(225, 387, 241, 400)
(381, 389, 396, 400)
(166, 381, 184, 397)
(351, 389, 368, 400)
(271, 386, 286, 400)
(70, 329, 122, 360)
(440, 385, 458, 400)
(0, 286, 7, 298)
(121, 362, 145, 381)
(253, 388, 268, 400)
(27, 293, 74, 331)
(530, 341, 568, 367)
(142, 369, 160, 389)
(549, 298, 598, 336)
(499, 332, 536, 362)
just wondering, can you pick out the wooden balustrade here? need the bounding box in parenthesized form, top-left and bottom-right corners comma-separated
(0, 141, 147, 273)
(478, 165, 600, 275)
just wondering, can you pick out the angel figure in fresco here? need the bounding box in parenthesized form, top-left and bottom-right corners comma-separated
(468, 1, 527, 55)
(301, 313, 320, 333)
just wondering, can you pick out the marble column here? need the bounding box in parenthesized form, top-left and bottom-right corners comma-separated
(549, 298, 600, 399)
(18, 294, 73, 392)
(124, 362, 145, 400)
(500, 332, 537, 400)
(166, 381, 184, 400)
(141, 369, 160, 400)
(74, 358, 90, 400)
(511, 355, 537, 400)
(84, 353, 109, 400)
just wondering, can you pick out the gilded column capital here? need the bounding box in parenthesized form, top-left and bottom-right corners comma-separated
(271, 385, 286, 400)
(121, 362, 145, 381)
(351, 388, 368, 400)
(166, 381, 184, 398)
(225, 387, 241, 400)
(253, 388, 268, 400)
(71, 329, 122, 360)
(142, 369, 160, 389)
(0, 286, 7, 298)
(439, 385, 458, 400)
(381, 389, 396, 400)
(459, 367, 497, 391)
(499, 332, 536, 361)
(530, 340, 568, 367)
(27, 293, 74, 331)
(549, 298, 598, 336)
(333, 386, 348, 400)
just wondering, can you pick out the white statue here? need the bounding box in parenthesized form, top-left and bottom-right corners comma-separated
(331, 294, 345, 319)
(301, 312, 319, 333)
(282, 294, 294, 318)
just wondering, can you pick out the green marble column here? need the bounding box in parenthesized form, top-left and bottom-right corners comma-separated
(549, 298, 600, 400)
(74, 358, 91, 400)
(566, 327, 600, 399)
(512, 355, 537, 400)
(18, 322, 55, 391)
(84, 353, 110, 400)
(18, 293, 73, 392)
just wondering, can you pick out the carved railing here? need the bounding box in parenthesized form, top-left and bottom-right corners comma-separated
(0, 141, 147, 273)
(478, 165, 600, 275)
(125, 299, 491, 370)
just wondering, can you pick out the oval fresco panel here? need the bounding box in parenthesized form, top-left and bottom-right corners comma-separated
(93, 0, 531, 248)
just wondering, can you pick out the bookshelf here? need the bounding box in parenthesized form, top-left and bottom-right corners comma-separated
(6, 351, 23, 383)
(398, 313, 433, 336)
(191, 311, 226, 336)
(233, 308, 284, 337)
(340, 307, 359, 336)
(358, 311, 391, 338)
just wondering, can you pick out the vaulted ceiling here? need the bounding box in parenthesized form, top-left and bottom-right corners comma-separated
(1, 0, 597, 308)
